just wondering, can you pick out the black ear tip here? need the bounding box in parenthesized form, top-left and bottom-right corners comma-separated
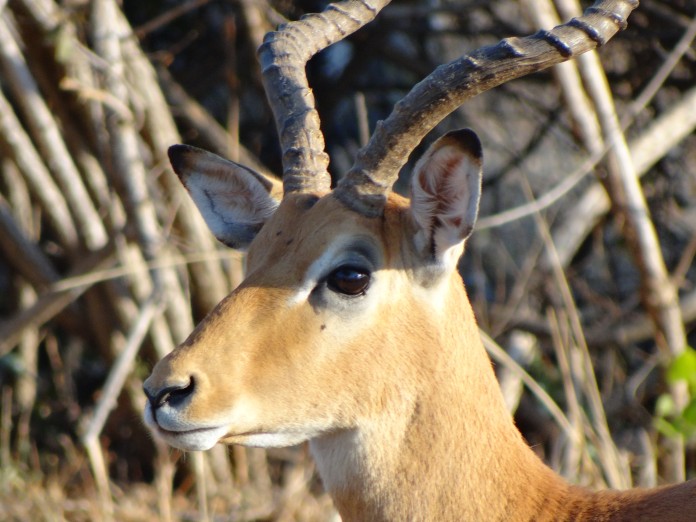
(167, 144, 189, 171)
(444, 128, 482, 159)
(167, 144, 185, 160)
(167, 144, 203, 177)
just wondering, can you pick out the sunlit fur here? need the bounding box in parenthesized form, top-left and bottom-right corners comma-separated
(145, 136, 696, 521)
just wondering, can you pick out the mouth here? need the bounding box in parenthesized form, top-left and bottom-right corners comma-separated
(143, 404, 314, 450)
(154, 423, 222, 438)
(144, 405, 229, 451)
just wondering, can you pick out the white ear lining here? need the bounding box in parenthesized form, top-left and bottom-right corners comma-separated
(409, 129, 483, 264)
(169, 145, 282, 249)
(185, 166, 279, 225)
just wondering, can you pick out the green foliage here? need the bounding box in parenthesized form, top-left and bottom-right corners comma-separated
(655, 346, 696, 443)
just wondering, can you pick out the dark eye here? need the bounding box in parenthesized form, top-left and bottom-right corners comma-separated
(327, 266, 370, 296)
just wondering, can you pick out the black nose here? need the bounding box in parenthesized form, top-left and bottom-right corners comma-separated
(144, 377, 195, 410)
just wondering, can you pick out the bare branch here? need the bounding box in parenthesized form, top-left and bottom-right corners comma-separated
(0, 192, 59, 290)
(550, 85, 696, 267)
(0, 90, 79, 249)
(92, 0, 194, 343)
(157, 66, 269, 173)
(0, 13, 108, 250)
(0, 245, 115, 358)
(114, 7, 231, 311)
(80, 294, 162, 444)
(555, 0, 687, 482)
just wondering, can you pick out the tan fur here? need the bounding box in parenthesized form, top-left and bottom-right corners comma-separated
(145, 191, 696, 520)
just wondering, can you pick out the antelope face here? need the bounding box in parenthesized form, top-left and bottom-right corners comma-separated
(143, 130, 482, 452)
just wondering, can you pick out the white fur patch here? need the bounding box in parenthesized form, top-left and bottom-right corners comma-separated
(286, 240, 346, 305)
(410, 133, 482, 266)
(191, 170, 277, 223)
(144, 402, 229, 451)
(226, 432, 312, 448)
(286, 234, 377, 307)
(186, 166, 279, 243)
(170, 146, 281, 247)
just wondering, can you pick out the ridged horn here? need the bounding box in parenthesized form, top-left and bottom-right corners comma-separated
(334, 0, 639, 217)
(257, 0, 392, 196)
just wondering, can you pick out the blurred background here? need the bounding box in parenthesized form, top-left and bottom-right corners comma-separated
(0, 0, 694, 520)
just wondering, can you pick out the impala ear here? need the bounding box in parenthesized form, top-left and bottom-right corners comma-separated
(168, 145, 283, 249)
(409, 129, 483, 267)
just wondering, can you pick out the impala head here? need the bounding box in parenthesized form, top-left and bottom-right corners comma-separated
(143, 0, 636, 460)
(143, 129, 483, 451)
(140, 3, 669, 521)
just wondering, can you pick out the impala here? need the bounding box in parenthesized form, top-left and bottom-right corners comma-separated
(144, 0, 695, 519)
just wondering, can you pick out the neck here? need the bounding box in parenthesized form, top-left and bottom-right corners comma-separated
(309, 278, 573, 520)
(308, 276, 696, 521)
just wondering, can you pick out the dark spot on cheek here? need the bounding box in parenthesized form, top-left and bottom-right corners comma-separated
(320, 324, 326, 331)
(286, 239, 294, 246)
(276, 230, 283, 236)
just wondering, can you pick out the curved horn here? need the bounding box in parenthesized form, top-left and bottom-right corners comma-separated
(258, 0, 391, 196)
(334, 0, 639, 216)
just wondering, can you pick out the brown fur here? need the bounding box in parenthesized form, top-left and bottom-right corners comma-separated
(146, 191, 696, 521)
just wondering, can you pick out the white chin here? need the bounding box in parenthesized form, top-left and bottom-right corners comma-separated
(143, 406, 228, 451)
(224, 431, 310, 448)
(157, 425, 228, 451)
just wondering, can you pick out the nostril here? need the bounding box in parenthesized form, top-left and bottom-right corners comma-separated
(148, 377, 195, 410)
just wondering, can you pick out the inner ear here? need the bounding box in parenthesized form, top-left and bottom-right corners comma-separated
(409, 129, 483, 264)
(169, 145, 283, 249)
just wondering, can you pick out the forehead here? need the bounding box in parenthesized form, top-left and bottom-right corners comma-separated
(246, 192, 409, 273)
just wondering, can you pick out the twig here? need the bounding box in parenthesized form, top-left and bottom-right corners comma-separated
(80, 295, 162, 444)
(518, 171, 630, 488)
(477, 153, 594, 230)
(496, 330, 538, 414)
(0, 244, 115, 357)
(114, 8, 231, 311)
(623, 12, 696, 125)
(192, 451, 210, 522)
(15, 283, 40, 462)
(92, 0, 193, 344)
(0, 192, 59, 290)
(0, 90, 78, 249)
(80, 295, 162, 520)
(83, 436, 113, 520)
(521, 0, 603, 155)
(238, 0, 276, 51)
(354, 92, 370, 148)
(51, 249, 242, 293)
(547, 308, 589, 482)
(495, 2, 696, 271)
(0, 387, 11, 469)
(156, 65, 269, 173)
(134, 0, 212, 39)
(224, 15, 240, 163)
(0, 13, 107, 250)
(478, 86, 696, 235)
(556, 0, 688, 483)
(3, 159, 42, 462)
(480, 330, 575, 441)
(587, 288, 696, 347)
(549, 86, 696, 267)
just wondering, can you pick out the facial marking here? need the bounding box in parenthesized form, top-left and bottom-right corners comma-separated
(286, 235, 378, 307)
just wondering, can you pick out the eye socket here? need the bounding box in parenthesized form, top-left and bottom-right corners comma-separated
(327, 266, 371, 296)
